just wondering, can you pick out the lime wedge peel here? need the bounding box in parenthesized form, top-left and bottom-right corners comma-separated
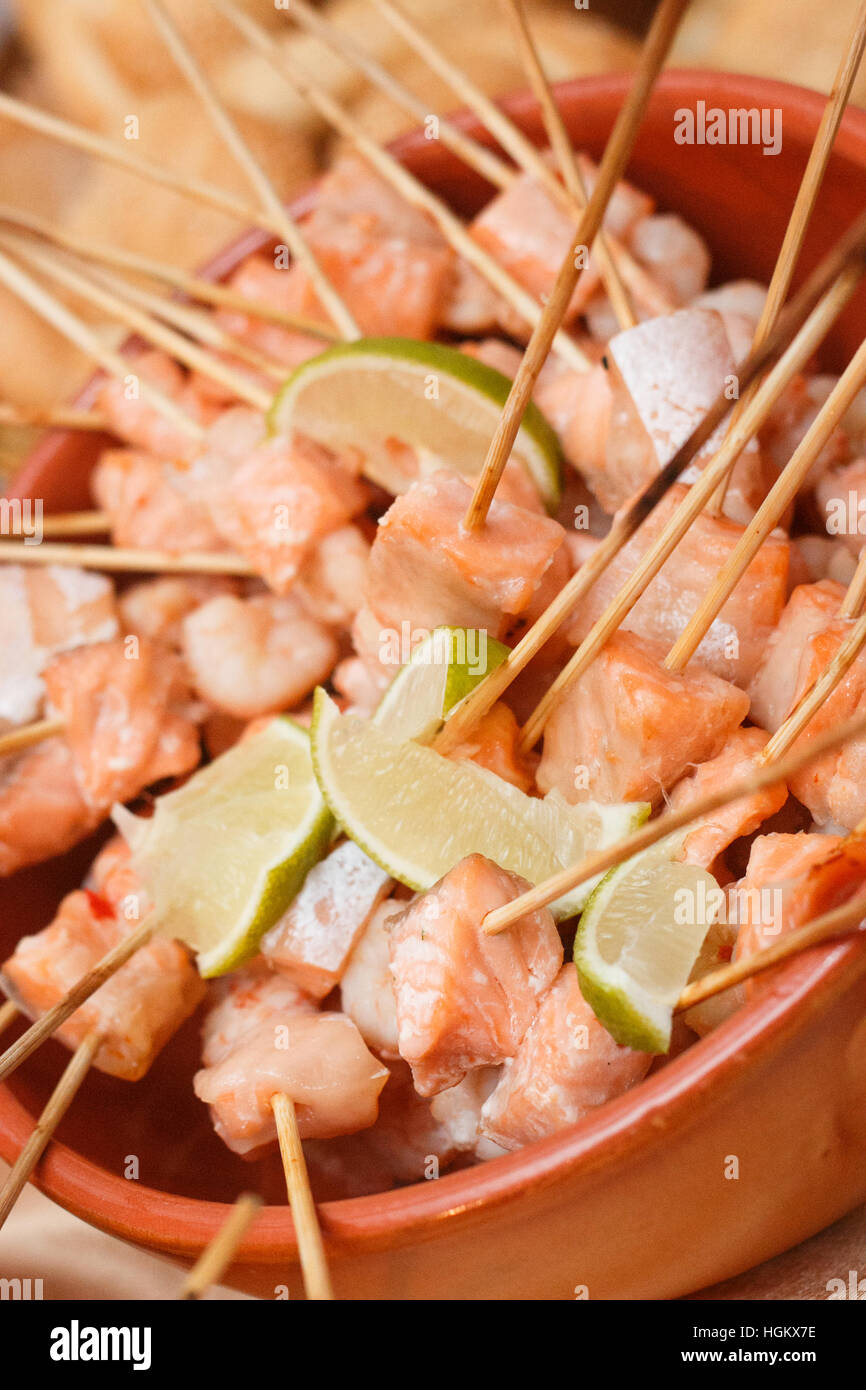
(310, 689, 648, 921)
(574, 836, 717, 1054)
(115, 716, 333, 977)
(268, 337, 563, 511)
(374, 626, 510, 745)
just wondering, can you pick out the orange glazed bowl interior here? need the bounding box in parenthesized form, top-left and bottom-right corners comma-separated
(3, 70, 866, 1301)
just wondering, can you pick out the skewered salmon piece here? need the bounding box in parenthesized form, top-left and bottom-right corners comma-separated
(285, 155, 454, 340)
(591, 308, 766, 519)
(365, 470, 566, 642)
(566, 484, 790, 688)
(784, 619, 866, 830)
(340, 898, 402, 1059)
(193, 1009, 389, 1155)
(43, 637, 201, 808)
(0, 564, 118, 728)
(470, 161, 652, 323)
(90, 449, 228, 554)
(533, 363, 612, 478)
(260, 839, 390, 998)
(214, 253, 330, 369)
(388, 854, 563, 1096)
(446, 702, 536, 794)
(0, 739, 101, 878)
(200, 962, 316, 1068)
(666, 727, 788, 870)
(203, 434, 371, 596)
(479, 964, 651, 1150)
(181, 593, 337, 721)
(119, 576, 241, 650)
(748, 579, 844, 731)
(537, 630, 750, 806)
(95, 349, 211, 462)
(1, 884, 204, 1081)
(732, 831, 866, 964)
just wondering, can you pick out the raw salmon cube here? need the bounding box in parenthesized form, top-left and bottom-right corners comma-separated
(339, 899, 403, 1059)
(748, 579, 844, 732)
(0, 565, 118, 728)
(536, 630, 750, 806)
(215, 253, 328, 369)
(201, 962, 316, 1067)
(193, 1010, 389, 1154)
(784, 620, 866, 830)
(289, 155, 455, 340)
(260, 840, 390, 997)
(480, 964, 651, 1149)
(1, 887, 204, 1080)
(205, 434, 370, 594)
(43, 637, 201, 808)
(566, 484, 789, 687)
(91, 449, 227, 553)
(667, 726, 787, 869)
(732, 832, 866, 964)
(366, 470, 566, 640)
(388, 854, 563, 1096)
(0, 739, 100, 878)
(95, 349, 206, 462)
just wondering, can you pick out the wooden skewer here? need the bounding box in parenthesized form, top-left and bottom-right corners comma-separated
(2, 235, 272, 412)
(0, 1031, 101, 1230)
(500, 0, 635, 330)
(675, 893, 866, 1013)
(0, 403, 109, 432)
(208, 0, 589, 372)
(0, 919, 154, 1086)
(0, 717, 65, 760)
(179, 1194, 263, 1300)
(517, 262, 864, 752)
(710, 0, 866, 516)
(144, 0, 358, 343)
(0, 540, 254, 577)
(271, 1092, 334, 1301)
(35, 512, 111, 538)
(279, 0, 513, 192)
(665, 339, 866, 674)
(481, 707, 866, 936)
(0, 999, 18, 1036)
(0, 204, 339, 342)
(370, 0, 672, 322)
(0, 248, 203, 442)
(437, 219, 866, 755)
(461, 0, 692, 532)
(0, 91, 287, 238)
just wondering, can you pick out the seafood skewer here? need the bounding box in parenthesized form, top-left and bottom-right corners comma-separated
(437, 218, 866, 752)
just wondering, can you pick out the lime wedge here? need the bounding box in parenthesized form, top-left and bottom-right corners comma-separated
(115, 717, 333, 977)
(574, 839, 718, 1053)
(311, 690, 647, 920)
(374, 626, 510, 744)
(268, 337, 562, 511)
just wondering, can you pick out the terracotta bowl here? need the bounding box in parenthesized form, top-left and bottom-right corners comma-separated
(3, 71, 866, 1302)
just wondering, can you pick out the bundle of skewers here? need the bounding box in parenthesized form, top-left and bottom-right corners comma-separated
(2, 0, 866, 1302)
